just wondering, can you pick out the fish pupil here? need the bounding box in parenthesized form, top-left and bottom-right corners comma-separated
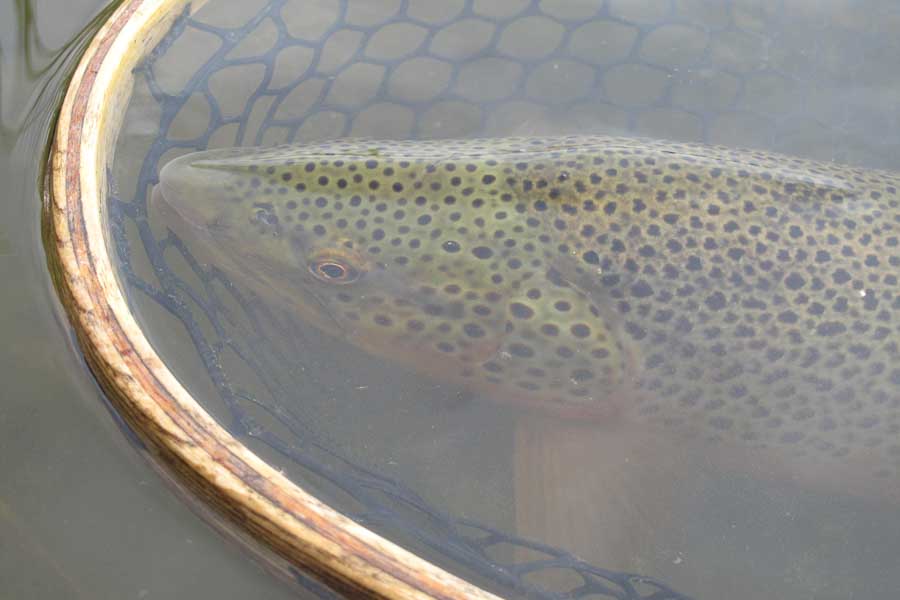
(318, 262, 346, 280)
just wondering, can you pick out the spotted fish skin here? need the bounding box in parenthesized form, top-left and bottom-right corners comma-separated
(155, 135, 900, 481)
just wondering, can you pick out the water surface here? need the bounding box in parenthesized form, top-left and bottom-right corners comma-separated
(0, 1, 307, 597)
(112, 2, 900, 599)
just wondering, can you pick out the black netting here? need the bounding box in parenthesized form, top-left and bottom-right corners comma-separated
(105, 1, 900, 598)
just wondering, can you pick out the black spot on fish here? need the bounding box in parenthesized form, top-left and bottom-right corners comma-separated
(509, 343, 535, 358)
(510, 302, 534, 319)
(464, 323, 485, 338)
(816, 321, 846, 336)
(571, 369, 593, 382)
(705, 291, 727, 310)
(571, 324, 591, 338)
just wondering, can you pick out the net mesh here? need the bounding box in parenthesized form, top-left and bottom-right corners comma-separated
(106, 1, 900, 598)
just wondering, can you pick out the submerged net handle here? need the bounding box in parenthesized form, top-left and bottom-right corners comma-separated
(46, 0, 501, 597)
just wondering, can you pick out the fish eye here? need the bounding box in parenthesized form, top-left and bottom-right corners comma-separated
(310, 259, 360, 284)
(319, 263, 345, 278)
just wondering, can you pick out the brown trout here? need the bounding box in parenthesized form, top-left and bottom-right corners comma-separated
(152, 136, 900, 495)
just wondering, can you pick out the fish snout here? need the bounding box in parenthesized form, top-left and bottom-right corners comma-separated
(155, 152, 230, 230)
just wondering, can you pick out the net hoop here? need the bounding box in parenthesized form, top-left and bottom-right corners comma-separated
(46, 1, 500, 597)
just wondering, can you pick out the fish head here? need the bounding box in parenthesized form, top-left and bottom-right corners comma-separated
(154, 148, 334, 320)
(152, 143, 546, 378)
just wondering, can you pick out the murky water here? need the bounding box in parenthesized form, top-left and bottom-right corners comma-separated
(113, 2, 900, 599)
(0, 1, 306, 598)
(9, 1, 900, 599)
(117, 1, 900, 598)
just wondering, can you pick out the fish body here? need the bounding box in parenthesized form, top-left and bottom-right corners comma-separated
(154, 135, 900, 486)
